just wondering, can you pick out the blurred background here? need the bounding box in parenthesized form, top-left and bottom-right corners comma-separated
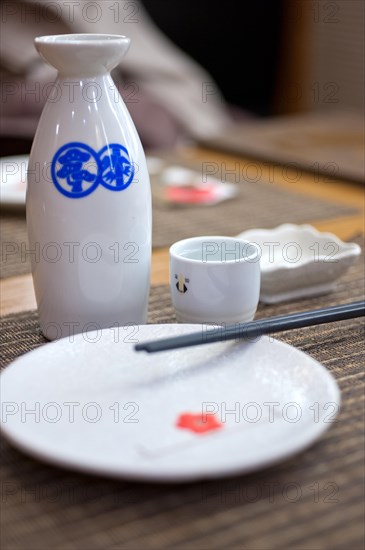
(0, 0, 364, 155)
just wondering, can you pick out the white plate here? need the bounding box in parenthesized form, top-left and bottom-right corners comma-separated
(0, 324, 340, 482)
(160, 166, 238, 204)
(0, 155, 28, 207)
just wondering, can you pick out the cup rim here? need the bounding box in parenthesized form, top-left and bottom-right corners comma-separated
(169, 236, 259, 265)
(35, 34, 130, 45)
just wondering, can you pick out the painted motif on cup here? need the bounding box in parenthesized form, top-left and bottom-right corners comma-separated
(175, 273, 189, 294)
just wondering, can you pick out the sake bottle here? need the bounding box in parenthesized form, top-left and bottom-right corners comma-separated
(26, 34, 152, 340)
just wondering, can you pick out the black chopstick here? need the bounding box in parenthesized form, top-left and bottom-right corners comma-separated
(134, 300, 365, 353)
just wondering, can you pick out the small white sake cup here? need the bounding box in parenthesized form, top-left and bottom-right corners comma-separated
(169, 236, 260, 325)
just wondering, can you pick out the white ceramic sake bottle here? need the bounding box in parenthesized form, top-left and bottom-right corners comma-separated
(26, 34, 152, 340)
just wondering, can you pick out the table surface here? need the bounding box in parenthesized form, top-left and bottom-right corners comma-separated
(1, 146, 364, 550)
(1, 146, 364, 316)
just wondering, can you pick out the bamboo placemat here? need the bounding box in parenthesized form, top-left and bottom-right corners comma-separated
(0, 158, 358, 278)
(150, 158, 358, 248)
(0, 237, 364, 550)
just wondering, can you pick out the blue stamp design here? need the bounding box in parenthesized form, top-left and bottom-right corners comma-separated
(51, 143, 100, 198)
(99, 144, 135, 191)
(51, 142, 135, 198)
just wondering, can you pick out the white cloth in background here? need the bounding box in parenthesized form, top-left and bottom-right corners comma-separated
(0, 0, 232, 147)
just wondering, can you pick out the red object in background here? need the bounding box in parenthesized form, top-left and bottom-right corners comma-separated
(165, 185, 217, 204)
(176, 412, 223, 434)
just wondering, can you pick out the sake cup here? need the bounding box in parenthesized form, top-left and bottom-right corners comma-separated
(169, 236, 260, 324)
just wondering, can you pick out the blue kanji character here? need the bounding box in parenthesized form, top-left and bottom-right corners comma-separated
(56, 148, 97, 194)
(99, 144, 134, 190)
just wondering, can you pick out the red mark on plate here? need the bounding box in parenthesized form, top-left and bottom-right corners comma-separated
(165, 185, 217, 204)
(176, 412, 223, 434)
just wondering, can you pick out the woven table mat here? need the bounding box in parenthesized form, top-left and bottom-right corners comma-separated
(1, 237, 364, 550)
(0, 157, 359, 278)
(150, 157, 358, 248)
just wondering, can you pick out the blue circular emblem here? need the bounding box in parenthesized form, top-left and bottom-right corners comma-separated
(99, 144, 135, 191)
(51, 142, 100, 199)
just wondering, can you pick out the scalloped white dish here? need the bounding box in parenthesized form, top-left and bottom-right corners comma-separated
(238, 224, 361, 304)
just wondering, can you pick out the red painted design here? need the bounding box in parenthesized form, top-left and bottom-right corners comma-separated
(165, 185, 216, 204)
(176, 412, 223, 434)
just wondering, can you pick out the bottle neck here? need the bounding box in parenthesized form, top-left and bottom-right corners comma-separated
(47, 73, 115, 103)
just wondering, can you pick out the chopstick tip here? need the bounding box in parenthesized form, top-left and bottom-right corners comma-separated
(134, 344, 148, 352)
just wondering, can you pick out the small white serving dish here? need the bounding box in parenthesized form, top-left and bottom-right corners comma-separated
(237, 224, 361, 304)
